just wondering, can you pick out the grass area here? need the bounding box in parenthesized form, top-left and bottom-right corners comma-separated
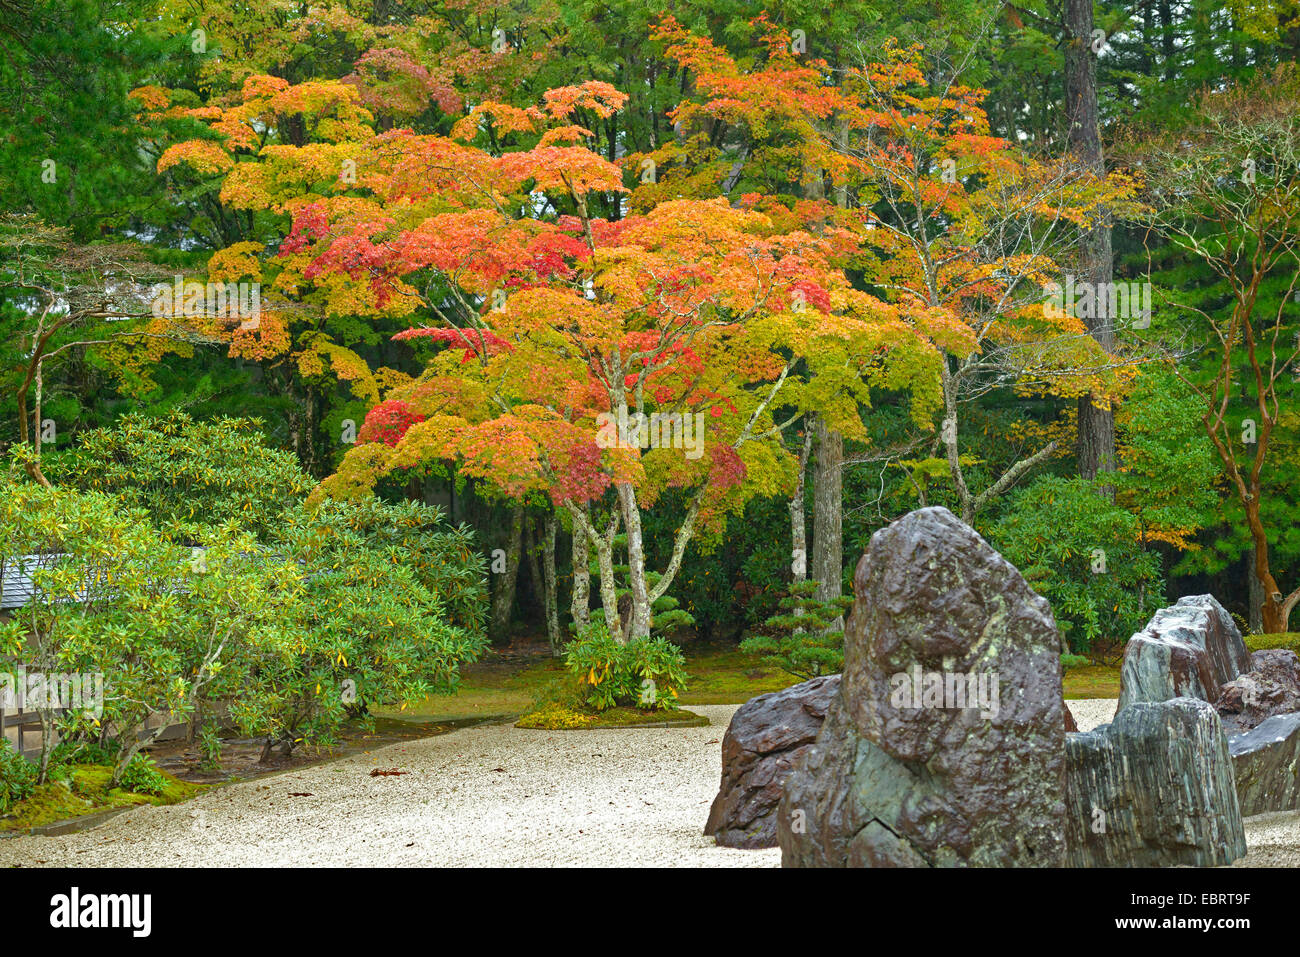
(374, 657, 569, 723)
(383, 643, 804, 722)
(0, 764, 207, 833)
(676, 646, 801, 704)
(387, 642, 1122, 721)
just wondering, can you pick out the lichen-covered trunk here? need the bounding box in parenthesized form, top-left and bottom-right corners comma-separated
(810, 414, 844, 632)
(616, 482, 653, 642)
(790, 426, 812, 584)
(570, 508, 591, 633)
(540, 512, 561, 656)
(592, 533, 621, 637)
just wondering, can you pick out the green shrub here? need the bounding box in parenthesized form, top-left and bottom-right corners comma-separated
(0, 471, 188, 783)
(48, 410, 312, 543)
(116, 754, 167, 796)
(626, 636, 688, 710)
(48, 737, 120, 768)
(565, 622, 638, 711)
(229, 497, 489, 758)
(562, 622, 687, 712)
(0, 739, 36, 813)
(986, 475, 1164, 653)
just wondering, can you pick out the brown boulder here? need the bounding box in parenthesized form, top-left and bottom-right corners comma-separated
(1214, 648, 1300, 734)
(704, 674, 839, 848)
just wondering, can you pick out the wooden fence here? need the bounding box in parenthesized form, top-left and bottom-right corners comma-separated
(2, 704, 191, 760)
(0, 705, 45, 758)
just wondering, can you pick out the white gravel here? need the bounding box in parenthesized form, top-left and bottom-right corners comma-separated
(1066, 698, 1117, 732)
(1, 698, 1293, 867)
(0, 705, 779, 868)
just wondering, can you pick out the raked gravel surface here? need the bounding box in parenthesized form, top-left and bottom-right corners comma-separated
(1, 699, 1295, 867)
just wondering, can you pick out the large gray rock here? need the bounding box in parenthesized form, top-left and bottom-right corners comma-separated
(704, 674, 840, 848)
(777, 506, 1066, 867)
(1228, 713, 1300, 817)
(1117, 595, 1252, 711)
(1064, 698, 1246, 867)
(1117, 597, 1300, 816)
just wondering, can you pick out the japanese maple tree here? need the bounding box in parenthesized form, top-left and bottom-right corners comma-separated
(284, 82, 941, 641)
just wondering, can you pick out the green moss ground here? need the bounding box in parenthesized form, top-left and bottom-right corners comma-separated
(1053, 630, 1300, 699)
(515, 703, 710, 730)
(1, 764, 207, 833)
(1062, 664, 1122, 699)
(384, 642, 1123, 720)
(380, 644, 804, 724)
(1245, 632, 1300, 654)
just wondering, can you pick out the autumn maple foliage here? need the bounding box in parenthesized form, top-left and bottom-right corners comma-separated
(264, 80, 940, 641)
(645, 20, 1140, 525)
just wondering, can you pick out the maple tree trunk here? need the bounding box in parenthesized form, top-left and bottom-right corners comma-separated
(569, 504, 623, 638)
(789, 426, 813, 583)
(592, 534, 621, 638)
(616, 482, 653, 642)
(810, 414, 844, 632)
(570, 507, 591, 632)
(1064, 0, 1117, 486)
(540, 512, 561, 656)
(490, 506, 523, 642)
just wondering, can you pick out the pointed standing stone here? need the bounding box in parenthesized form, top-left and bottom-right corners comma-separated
(777, 507, 1066, 867)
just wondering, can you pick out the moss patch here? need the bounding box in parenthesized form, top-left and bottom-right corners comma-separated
(395, 642, 1121, 722)
(676, 645, 801, 704)
(516, 703, 709, 731)
(0, 763, 207, 832)
(376, 657, 570, 723)
(1063, 664, 1122, 699)
(1245, 633, 1300, 654)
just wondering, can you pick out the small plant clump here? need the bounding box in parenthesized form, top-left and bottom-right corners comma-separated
(562, 622, 688, 712)
(514, 622, 692, 729)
